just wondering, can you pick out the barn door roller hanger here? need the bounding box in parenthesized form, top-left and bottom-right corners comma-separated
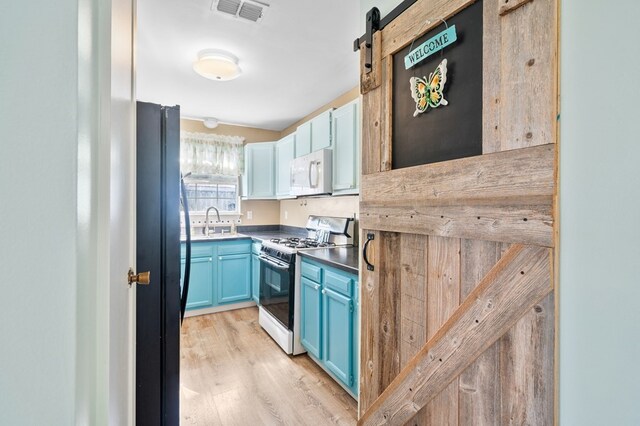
(353, 0, 418, 73)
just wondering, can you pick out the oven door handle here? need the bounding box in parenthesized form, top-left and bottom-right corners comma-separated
(259, 255, 290, 270)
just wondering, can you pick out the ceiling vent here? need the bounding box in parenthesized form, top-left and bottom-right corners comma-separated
(212, 0, 269, 23)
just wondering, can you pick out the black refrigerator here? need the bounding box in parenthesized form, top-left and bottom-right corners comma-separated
(135, 101, 183, 425)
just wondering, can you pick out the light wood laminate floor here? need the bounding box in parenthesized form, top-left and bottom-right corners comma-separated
(180, 307, 358, 425)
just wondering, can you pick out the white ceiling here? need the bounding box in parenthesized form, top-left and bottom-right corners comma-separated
(137, 0, 361, 131)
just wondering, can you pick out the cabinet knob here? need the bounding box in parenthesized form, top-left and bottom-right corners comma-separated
(321, 289, 326, 295)
(315, 284, 321, 290)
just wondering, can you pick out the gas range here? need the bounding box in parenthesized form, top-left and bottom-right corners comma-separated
(262, 237, 337, 254)
(258, 215, 355, 356)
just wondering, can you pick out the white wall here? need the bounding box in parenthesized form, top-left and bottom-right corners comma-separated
(559, 1, 640, 424)
(0, 1, 79, 424)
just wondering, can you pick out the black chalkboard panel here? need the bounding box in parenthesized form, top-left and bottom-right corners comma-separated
(392, 0, 483, 170)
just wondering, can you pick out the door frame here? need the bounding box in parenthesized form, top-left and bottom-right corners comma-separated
(75, 0, 137, 423)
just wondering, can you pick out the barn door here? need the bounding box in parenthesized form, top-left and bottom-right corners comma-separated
(357, 0, 558, 425)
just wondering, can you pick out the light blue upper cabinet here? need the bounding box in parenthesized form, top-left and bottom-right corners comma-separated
(244, 142, 276, 199)
(332, 99, 360, 195)
(275, 133, 296, 198)
(295, 121, 311, 157)
(311, 109, 333, 152)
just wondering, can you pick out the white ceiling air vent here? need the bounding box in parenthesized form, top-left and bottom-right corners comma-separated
(212, 0, 269, 23)
(216, 0, 240, 15)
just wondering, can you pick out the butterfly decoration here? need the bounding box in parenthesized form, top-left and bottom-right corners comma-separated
(410, 58, 449, 117)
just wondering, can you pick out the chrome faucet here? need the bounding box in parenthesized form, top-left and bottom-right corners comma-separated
(204, 206, 221, 236)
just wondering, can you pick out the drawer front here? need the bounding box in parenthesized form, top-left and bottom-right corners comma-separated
(217, 241, 251, 256)
(301, 261, 322, 283)
(181, 242, 215, 258)
(324, 269, 354, 297)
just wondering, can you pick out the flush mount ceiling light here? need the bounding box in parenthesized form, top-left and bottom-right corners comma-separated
(193, 49, 241, 81)
(203, 117, 219, 129)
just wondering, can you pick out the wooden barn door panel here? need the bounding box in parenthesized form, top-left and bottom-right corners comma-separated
(358, 0, 558, 423)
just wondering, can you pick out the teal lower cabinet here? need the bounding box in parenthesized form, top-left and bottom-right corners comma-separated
(251, 242, 261, 303)
(300, 277, 322, 359)
(218, 253, 251, 304)
(181, 255, 214, 309)
(300, 257, 358, 397)
(323, 287, 354, 387)
(180, 239, 254, 313)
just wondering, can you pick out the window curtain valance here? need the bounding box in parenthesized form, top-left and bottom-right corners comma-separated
(180, 131, 245, 176)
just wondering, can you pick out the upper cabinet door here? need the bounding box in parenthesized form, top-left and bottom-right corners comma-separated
(296, 121, 311, 157)
(332, 99, 360, 194)
(311, 109, 333, 152)
(245, 142, 276, 199)
(275, 133, 296, 198)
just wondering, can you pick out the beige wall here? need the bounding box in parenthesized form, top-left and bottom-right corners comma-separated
(280, 195, 359, 228)
(180, 119, 280, 143)
(280, 86, 360, 137)
(240, 200, 281, 226)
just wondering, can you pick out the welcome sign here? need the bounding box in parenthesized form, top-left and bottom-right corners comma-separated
(404, 25, 458, 69)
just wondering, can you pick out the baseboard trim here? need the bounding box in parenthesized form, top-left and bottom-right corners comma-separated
(184, 301, 257, 318)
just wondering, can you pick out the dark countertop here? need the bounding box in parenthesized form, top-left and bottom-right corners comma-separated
(299, 246, 359, 275)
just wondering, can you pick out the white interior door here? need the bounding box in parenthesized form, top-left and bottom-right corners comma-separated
(108, 0, 136, 423)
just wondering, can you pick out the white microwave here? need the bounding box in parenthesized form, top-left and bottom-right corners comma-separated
(290, 149, 332, 197)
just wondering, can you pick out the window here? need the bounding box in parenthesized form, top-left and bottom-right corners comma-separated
(180, 131, 244, 214)
(182, 175, 238, 213)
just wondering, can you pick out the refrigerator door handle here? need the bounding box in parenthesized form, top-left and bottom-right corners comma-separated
(179, 173, 192, 324)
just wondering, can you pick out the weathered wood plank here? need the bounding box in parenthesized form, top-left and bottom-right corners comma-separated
(499, 0, 533, 16)
(425, 236, 461, 425)
(500, 292, 555, 425)
(380, 0, 476, 57)
(360, 202, 553, 247)
(358, 244, 552, 426)
(379, 232, 402, 389)
(483, 0, 502, 154)
(360, 144, 555, 205)
(359, 231, 402, 417)
(359, 230, 381, 417)
(499, 0, 557, 150)
(361, 81, 382, 176)
(459, 239, 503, 425)
(381, 55, 393, 172)
(360, 32, 382, 94)
(400, 233, 428, 426)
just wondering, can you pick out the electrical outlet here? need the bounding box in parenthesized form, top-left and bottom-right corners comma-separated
(247, 211, 253, 220)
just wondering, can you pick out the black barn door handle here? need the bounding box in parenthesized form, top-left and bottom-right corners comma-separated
(363, 233, 375, 271)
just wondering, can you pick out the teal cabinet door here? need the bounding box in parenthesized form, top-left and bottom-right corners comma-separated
(323, 287, 354, 387)
(245, 142, 276, 199)
(181, 255, 214, 310)
(300, 277, 322, 359)
(251, 253, 260, 303)
(275, 134, 296, 198)
(218, 253, 251, 304)
(295, 121, 311, 157)
(311, 109, 332, 151)
(332, 99, 360, 194)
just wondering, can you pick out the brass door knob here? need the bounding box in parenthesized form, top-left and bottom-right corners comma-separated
(128, 268, 151, 285)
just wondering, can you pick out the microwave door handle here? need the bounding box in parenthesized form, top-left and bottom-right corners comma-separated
(309, 161, 319, 188)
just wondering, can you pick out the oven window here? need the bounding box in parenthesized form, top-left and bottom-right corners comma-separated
(259, 261, 293, 330)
